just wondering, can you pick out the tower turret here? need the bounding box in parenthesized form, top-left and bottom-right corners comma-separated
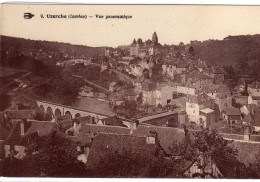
(152, 32, 158, 44)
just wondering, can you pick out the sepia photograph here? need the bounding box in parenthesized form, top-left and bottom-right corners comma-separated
(0, 4, 260, 179)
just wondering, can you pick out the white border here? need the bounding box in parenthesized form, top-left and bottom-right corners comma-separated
(0, 1, 260, 182)
(0, 0, 260, 5)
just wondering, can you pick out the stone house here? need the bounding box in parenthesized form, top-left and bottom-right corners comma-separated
(155, 84, 177, 107)
(186, 94, 214, 124)
(214, 93, 232, 117)
(248, 81, 260, 107)
(222, 108, 242, 124)
(142, 82, 157, 106)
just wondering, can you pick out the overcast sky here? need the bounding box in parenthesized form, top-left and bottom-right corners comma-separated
(1, 4, 260, 47)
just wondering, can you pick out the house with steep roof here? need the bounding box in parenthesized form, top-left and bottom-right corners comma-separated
(222, 108, 242, 124)
(86, 132, 163, 168)
(75, 121, 185, 157)
(74, 119, 170, 165)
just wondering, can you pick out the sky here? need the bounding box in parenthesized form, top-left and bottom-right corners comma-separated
(1, 4, 260, 47)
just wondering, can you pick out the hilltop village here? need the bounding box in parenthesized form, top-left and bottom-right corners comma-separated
(1, 32, 260, 178)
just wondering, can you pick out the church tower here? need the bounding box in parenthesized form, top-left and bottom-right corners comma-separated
(152, 32, 158, 44)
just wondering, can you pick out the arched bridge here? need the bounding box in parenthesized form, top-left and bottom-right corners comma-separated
(36, 100, 110, 121)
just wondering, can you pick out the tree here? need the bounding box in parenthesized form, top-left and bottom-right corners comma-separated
(239, 154, 260, 178)
(169, 129, 238, 178)
(179, 42, 184, 47)
(83, 65, 101, 81)
(151, 64, 163, 81)
(124, 99, 138, 119)
(92, 147, 178, 178)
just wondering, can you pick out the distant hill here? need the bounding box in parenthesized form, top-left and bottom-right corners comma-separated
(0, 35, 107, 57)
(191, 35, 260, 73)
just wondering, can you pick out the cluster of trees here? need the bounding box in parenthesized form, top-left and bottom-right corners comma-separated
(32, 67, 85, 105)
(92, 147, 177, 178)
(69, 63, 102, 81)
(192, 35, 260, 80)
(1, 35, 106, 57)
(0, 53, 85, 105)
(170, 129, 239, 178)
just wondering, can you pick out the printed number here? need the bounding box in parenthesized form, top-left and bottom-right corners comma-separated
(40, 14, 44, 18)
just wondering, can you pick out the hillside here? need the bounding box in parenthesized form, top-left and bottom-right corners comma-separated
(0, 35, 106, 57)
(191, 35, 260, 75)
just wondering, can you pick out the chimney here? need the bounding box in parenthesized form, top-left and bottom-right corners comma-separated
(20, 121, 25, 136)
(244, 125, 250, 141)
(146, 136, 156, 144)
(146, 131, 158, 145)
(74, 121, 81, 135)
(130, 122, 134, 135)
(130, 120, 138, 135)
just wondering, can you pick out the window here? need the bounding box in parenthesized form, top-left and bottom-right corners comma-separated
(189, 104, 195, 108)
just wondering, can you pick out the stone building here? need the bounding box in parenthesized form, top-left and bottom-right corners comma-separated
(130, 32, 160, 57)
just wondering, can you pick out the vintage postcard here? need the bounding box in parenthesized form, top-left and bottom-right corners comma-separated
(0, 4, 260, 179)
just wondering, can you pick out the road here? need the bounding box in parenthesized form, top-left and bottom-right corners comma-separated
(72, 74, 111, 94)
